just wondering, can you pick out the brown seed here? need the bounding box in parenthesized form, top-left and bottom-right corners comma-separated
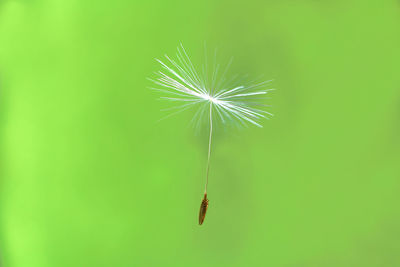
(198, 193, 209, 225)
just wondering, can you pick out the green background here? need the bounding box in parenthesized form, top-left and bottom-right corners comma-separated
(1, 0, 399, 266)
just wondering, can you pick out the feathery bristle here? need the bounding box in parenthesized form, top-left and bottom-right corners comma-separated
(150, 44, 274, 128)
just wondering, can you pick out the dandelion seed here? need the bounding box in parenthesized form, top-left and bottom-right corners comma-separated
(150, 44, 274, 225)
(199, 193, 209, 225)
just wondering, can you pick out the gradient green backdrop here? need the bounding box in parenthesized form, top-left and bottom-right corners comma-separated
(1, 0, 400, 266)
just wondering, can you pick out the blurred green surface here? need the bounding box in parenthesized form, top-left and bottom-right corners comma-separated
(1, 0, 400, 266)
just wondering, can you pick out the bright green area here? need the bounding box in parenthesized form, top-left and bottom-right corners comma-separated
(1, 0, 399, 266)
